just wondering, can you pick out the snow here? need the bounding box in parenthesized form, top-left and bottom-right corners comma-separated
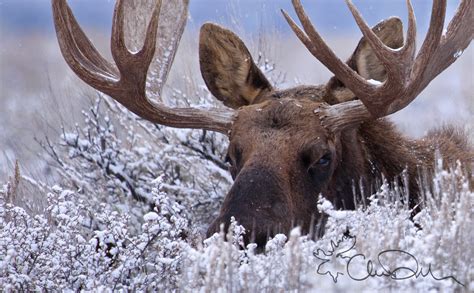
(317, 196, 352, 219)
(453, 50, 463, 58)
(367, 79, 382, 86)
(143, 211, 159, 221)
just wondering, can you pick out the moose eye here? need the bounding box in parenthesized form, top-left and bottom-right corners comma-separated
(308, 153, 332, 184)
(316, 153, 331, 166)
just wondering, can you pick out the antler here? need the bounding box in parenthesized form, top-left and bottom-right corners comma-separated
(282, 0, 473, 131)
(52, 0, 235, 134)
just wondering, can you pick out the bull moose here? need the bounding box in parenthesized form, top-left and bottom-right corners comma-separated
(52, 0, 473, 247)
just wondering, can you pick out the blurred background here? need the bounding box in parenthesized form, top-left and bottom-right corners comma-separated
(1, 0, 473, 179)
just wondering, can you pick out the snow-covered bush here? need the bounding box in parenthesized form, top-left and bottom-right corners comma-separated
(34, 94, 231, 238)
(1, 153, 472, 291)
(0, 176, 188, 291)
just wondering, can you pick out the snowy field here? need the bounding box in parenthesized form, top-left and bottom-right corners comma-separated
(0, 0, 473, 291)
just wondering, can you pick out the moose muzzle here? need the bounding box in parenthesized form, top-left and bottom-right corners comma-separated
(206, 166, 293, 247)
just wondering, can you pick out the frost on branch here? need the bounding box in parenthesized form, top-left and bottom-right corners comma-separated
(1, 159, 471, 291)
(35, 95, 231, 236)
(0, 176, 190, 290)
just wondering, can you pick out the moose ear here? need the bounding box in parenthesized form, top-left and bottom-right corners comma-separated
(199, 23, 272, 109)
(326, 17, 404, 104)
(351, 17, 404, 81)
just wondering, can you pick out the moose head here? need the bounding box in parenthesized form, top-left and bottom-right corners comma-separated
(52, 0, 473, 247)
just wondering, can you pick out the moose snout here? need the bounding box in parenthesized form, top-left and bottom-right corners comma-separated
(206, 167, 292, 247)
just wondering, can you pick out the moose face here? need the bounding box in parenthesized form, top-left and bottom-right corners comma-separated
(207, 95, 339, 245)
(200, 20, 405, 245)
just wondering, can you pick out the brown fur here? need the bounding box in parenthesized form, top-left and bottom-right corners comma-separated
(200, 21, 473, 246)
(199, 23, 272, 108)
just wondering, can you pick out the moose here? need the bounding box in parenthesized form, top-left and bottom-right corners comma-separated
(52, 0, 473, 247)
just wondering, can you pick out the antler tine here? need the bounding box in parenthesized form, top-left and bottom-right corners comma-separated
(345, 0, 397, 61)
(444, 0, 473, 46)
(111, 0, 161, 79)
(110, 0, 161, 93)
(53, 0, 235, 134)
(403, 0, 417, 61)
(346, 0, 417, 80)
(52, 0, 118, 88)
(419, 0, 473, 82)
(286, 0, 472, 133)
(139, 0, 161, 63)
(411, 0, 446, 80)
(281, 0, 372, 94)
(399, 0, 472, 110)
(110, 0, 129, 75)
(343, 0, 419, 114)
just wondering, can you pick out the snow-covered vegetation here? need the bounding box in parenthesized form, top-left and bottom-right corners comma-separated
(1, 158, 472, 291)
(1, 89, 472, 291)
